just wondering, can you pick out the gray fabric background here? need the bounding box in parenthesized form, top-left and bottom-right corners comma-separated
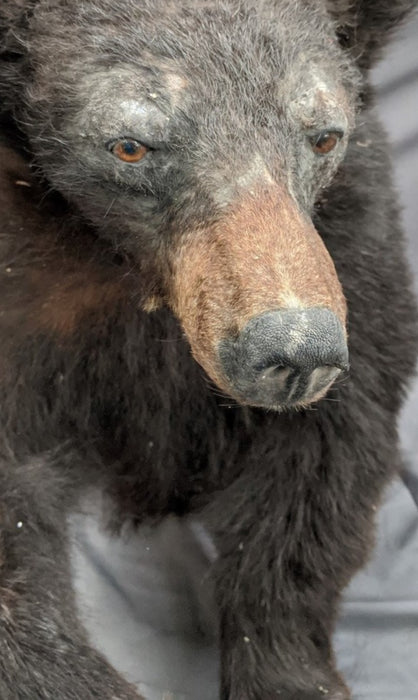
(71, 16, 418, 700)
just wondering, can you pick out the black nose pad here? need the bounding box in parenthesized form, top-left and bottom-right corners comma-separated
(219, 308, 349, 407)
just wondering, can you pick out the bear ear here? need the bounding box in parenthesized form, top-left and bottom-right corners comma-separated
(328, 0, 418, 69)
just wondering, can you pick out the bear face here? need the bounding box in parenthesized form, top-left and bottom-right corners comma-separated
(0, 0, 416, 416)
(1, 0, 364, 409)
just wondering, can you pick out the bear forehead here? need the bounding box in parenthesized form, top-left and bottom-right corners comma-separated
(24, 0, 360, 147)
(70, 61, 353, 146)
(28, 0, 358, 92)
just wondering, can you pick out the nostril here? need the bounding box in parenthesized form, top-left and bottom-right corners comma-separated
(259, 365, 294, 394)
(260, 365, 290, 380)
(306, 365, 343, 394)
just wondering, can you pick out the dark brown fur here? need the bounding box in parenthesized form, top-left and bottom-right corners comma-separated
(0, 2, 417, 699)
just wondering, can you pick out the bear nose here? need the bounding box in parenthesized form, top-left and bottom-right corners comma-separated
(219, 308, 349, 408)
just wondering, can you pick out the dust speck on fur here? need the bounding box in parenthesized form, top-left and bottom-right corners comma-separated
(15, 180, 31, 187)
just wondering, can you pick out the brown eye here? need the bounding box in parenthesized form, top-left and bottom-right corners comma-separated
(311, 130, 343, 155)
(111, 139, 148, 163)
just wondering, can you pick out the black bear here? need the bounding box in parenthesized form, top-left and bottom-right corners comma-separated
(0, 1, 417, 698)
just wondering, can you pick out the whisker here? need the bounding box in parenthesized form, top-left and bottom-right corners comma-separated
(103, 197, 117, 219)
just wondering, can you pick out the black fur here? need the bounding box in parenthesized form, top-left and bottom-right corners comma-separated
(0, 1, 417, 699)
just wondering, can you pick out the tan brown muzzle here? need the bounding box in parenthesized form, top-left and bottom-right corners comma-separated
(170, 185, 348, 409)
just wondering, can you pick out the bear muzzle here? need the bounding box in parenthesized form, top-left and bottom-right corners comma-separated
(169, 185, 348, 409)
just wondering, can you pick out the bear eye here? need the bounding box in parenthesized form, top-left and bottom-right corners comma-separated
(109, 138, 148, 163)
(310, 130, 343, 155)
